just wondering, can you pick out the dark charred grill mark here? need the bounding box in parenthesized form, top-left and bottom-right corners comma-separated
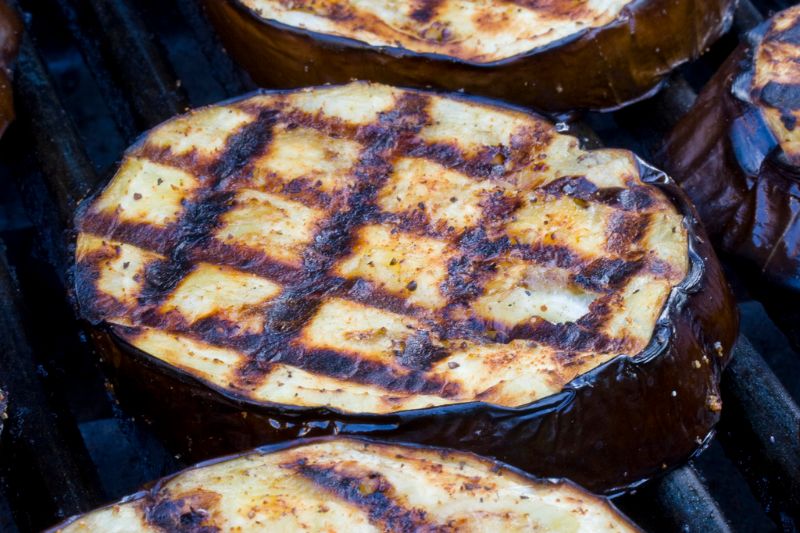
(515, 242, 581, 269)
(404, 140, 511, 179)
(396, 331, 448, 371)
(210, 109, 279, 182)
(410, 0, 442, 23)
(480, 190, 521, 222)
(508, 319, 623, 353)
(145, 491, 221, 533)
(573, 258, 644, 292)
(288, 462, 443, 532)
(542, 176, 656, 212)
(759, 81, 800, 110)
(75, 250, 140, 324)
(245, 345, 456, 397)
(192, 240, 303, 285)
(606, 211, 650, 256)
(78, 214, 180, 256)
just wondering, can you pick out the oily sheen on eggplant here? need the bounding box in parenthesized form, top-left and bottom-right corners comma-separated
(47, 437, 640, 532)
(0, 0, 20, 137)
(660, 5, 800, 347)
(202, 0, 735, 113)
(74, 82, 737, 493)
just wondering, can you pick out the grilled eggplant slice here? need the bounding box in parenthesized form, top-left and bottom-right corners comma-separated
(202, 0, 735, 113)
(49, 437, 639, 532)
(0, 0, 20, 137)
(74, 82, 737, 493)
(660, 5, 800, 346)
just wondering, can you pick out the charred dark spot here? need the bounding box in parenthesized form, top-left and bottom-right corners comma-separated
(595, 186, 655, 211)
(410, 0, 442, 22)
(267, 346, 454, 396)
(511, 320, 622, 353)
(759, 81, 800, 111)
(480, 191, 520, 221)
(138, 258, 192, 305)
(458, 228, 511, 259)
(573, 258, 643, 292)
(210, 109, 278, 180)
(291, 464, 439, 532)
(542, 176, 598, 200)
(396, 331, 447, 371)
(781, 111, 798, 131)
(606, 212, 650, 255)
(441, 255, 487, 303)
(146, 497, 219, 533)
(516, 243, 579, 269)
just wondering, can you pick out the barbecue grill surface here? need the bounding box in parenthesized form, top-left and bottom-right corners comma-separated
(0, 0, 799, 532)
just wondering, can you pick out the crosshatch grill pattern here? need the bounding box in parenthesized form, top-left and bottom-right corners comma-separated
(74, 82, 688, 414)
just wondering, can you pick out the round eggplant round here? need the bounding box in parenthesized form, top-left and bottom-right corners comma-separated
(659, 5, 800, 346)
(74, 82, 737, 494)
(201, 0, 735, 114)
(47, 436, 640, 532)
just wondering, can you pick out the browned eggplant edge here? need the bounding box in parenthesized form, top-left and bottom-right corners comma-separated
(658, 17, 800, 343)
(45, 435, 643, 532)
(0, 0, 21, 138)
(72, 86, 738, 495)
(203, 0, 735, 114)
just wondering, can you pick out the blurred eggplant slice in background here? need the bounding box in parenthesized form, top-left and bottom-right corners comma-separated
(48, 437, 640, 532)
(660, 5, 800, 348)
(74, 82, 737, 493)
(201, 0, 735, 114)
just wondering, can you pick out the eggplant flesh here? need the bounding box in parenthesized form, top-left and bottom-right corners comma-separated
(659, 5, 800, 345)
(75, 82, 737, 493)
(49, 437, 640, 532)
(203, 0, 735, 113)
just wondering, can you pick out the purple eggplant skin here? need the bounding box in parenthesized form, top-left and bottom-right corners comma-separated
(88, 159, 737, 496)
(201, 0, 735, 115)
(659, 18, 800, 347)
(45, 435, 643, 533)
(0, 0, 21, 138)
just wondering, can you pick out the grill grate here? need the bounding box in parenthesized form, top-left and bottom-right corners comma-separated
(0, 0, 798, 531)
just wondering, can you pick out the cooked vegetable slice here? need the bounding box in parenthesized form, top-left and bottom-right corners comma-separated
(48, 437, 640, 533)
(203, 0, 735, 112)
(75, 82, 737, 492)
(660, 5, 800, 345)
(0, 0, 20, 137)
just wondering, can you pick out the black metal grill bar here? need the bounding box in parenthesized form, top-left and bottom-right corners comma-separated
(68, 0, 188, 128)
(14, 34, 96, 229)
(718, 337, 800, 524)
(171, 0, 251, 97)
(0, 242, 104, 531)
(52, 0, 139, 143)
(623, 465, 733, 533)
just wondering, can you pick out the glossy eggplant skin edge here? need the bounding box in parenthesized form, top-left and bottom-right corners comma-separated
(46, 436, 643, 533)
(88, 157, 737, 496)
(0, 0, 20, 137)
(201, 0, 735, 114)
(659, 22, 800, 347)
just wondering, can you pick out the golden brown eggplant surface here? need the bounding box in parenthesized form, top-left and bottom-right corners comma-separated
(660, 5, 800, 339)
(49, 438, 640, 532)
(203, 0, 735, 113)
(75, 82, 737, 493)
